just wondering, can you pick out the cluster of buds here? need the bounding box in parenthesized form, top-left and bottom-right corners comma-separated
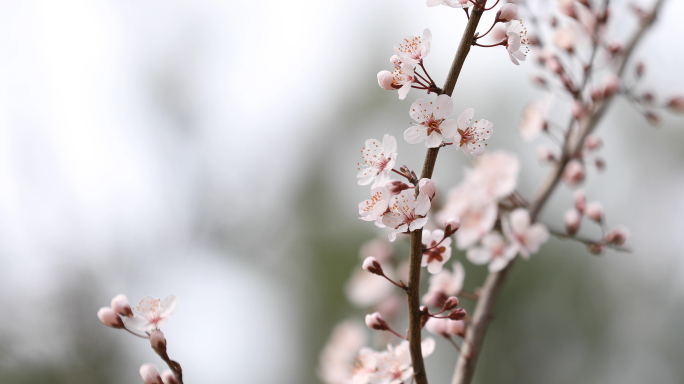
(97, 294, 182, 384)
(565, 190, 630, 254)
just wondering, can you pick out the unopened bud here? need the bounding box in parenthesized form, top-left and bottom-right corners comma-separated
(161, 371, 180, 384)
(149, 330, 167, 354)
(585, 202, 603, 222)
(641, 92, 655, 105)
(645, 109, 661, 126)
(603, 75, 620, 97)
(140, 364, 163, 384)
(496, 3, 518, 22)
(565, 209, 582, 235)
(546, 57, 562, 74)
(605, 226, 629, 246)
(667, 96, 684, 113)
(448, 308, 467, 321)
(588, 243, 604, 255)
(583, 135, 603, 151)
(365, 312, 388, 331)
(635, 62, 645, 78)
(377, 71, 395, 91)
(418, 178, 436, 200)
(97, 307, 124, 329)
(574, 190, 587, 213)
(443, 296, 460, 311)
(595, 158, 606, 171)
(111, 294, 133, 317)
(387, 180, 411, 195)
(607, 42, 623, 56)
(562, 159, 585, 186)
(362, 256, 384, 276)
(444, 217, 461, 237)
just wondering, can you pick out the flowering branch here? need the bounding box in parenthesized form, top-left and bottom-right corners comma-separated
(407, 2, 486, 384)
(450, 2, 666, 383)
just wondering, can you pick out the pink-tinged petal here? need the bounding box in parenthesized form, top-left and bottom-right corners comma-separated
(426, 0, 442, 6)
(421, 338, 436, 357)
(422, 28, 432, 50)
(414, 192, 431, 216)
(513, 50, 527, 63)
(405, 126, 428, 144)
(472, 119, 493, 139)
(433, 94, 453, 119)
(489, 257, 511, 273)
(382, 134, 397, 154)
(509, 52, 520, 65)
(510, 208, 531, 233)
(526, 224, 550, 253)
(140, 364, 163, 384)
(409, 217, 429, 231)
(461, 144, 471, 157)
(457, 108, 475, 129)
(357, 170, 375, 186)
(382, 212, 403, 229)
(468, 142, 486, 156)
(398, 83, 411, 100)
(466, 247, 491, 265)
(124, 316, 155, 332)
(410, 99, 431, 123)
(427, 260, 443, 274)
(425, 132, 443, 148)
(439, 119, 458, 139)
(373, 200, 389, 217)
(160, 295, 178, 318)
(481, 232, 504, 248)
(377, 71, 395, 90)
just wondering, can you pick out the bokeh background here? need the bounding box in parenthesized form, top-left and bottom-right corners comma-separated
(0, 0, 682, 383)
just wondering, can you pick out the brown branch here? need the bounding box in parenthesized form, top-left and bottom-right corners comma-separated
(450, 2, 666, 384)
(407, 3, 487, 384)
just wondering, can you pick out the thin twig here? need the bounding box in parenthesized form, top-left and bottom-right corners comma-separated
(406, 3, 487, 384)
(450, 2, 665, 384)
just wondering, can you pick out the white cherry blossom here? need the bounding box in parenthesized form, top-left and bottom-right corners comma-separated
(394, 29, 432, 66)
(357, 135, 398, 188)
(453, 108, 493, 157)
(438, 185, 498, 249)
(377, 63, 416, 100)
(359, 185, 392, 227)
(505, 20, 529, 65)
(502, 208, 549, 259)
(421, 229, 452, 274)
(426, 0, 471, 8)
(124, 295, 178, 332)
(405, 95, 458, 148)
(318, 320, 368, 384)
(466, 232, 518, 272)
(463, 151, 520, 201)
(382, 190, 431, 242)
(422, 262, 465, 307)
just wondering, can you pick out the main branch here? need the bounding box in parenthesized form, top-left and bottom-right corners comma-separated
(407, 3, 486, 384)
(450, 2, 666, 384)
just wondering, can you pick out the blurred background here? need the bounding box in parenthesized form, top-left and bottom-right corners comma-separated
(0, 0, 682, 383)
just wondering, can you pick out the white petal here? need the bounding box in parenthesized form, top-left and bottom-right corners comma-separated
(427, 260, 443, 274)
(410, 99, 431, 122)
(472, 119, 493, 139)
(489, 257, 511, 273)
(405, 126, 428, 144)
(468, 142, 486, 156)
(510, 208, 531, 233)
(409, 217, 429, 231)
(160, 295, 178, 318)
(433, 94, 453, 119)
(425, 132, 443, 148)
(414, 192, 431, 216)
(398, 83, 411, 100)
(382, 134, 397, 155)
(466, 247, 491, 265)
(457, 108, 475, 129)
(421, 338, 436, 357)
(440, 119, 458, 139)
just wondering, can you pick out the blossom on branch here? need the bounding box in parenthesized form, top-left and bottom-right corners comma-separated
(357, 135, 398, 188)
(382, 190, 431, 242)
(421, 229, 452, 274)
(394, 29, 432, 66)
(502, 208, 549, 259)
(377, 63, 416, 100)
(504, 20, 529, 65)
(452, 108, 493, 157)
(466, 232, 518, 272)
(124, 295, 178, 332)
(350, 339, 435, 384)
(359, 185, 392, 227)
(405, 95, 458, 148)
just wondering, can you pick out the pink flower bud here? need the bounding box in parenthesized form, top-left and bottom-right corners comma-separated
(418, 178, 436, 200)
(605, 226, 629, 246)
(563, 159, 585, 186)
(603, 75, 620, 97)
(641, 92, 655, 105)
(448, 308, 467, 320)
(149, 330, 167, 354)
(97, 307, 124, 329)
(496, 4, 518, 22)
(377, 71, 395, 91)
(387, 180, 411, 195)
(645, 109, 661, 126)
(140, 364, 163, 384)
(585, 202, 603, 222)
(583, 135, 603, 151)
(565, 209, 581, 235)
(161, 371, 180, 384)
(588, 243, 604, 255)
(595, 158, 606, 171)
(444, 217, 461, 237)
(537, 146, 556, 163)
(635, 62, 645, 78)
(365, 312, 388, 331)
(443, 296, 460, 311)
(571, 101, 586, 119)
(607, 41, 623, 56)
(111, 294, 133, 317)
(362, 256, 384, 276)
(546, 57, 562, 74)
(590, 87, 604, 102)
(574, 190, 586, 213)
(667, 96, 684, 113)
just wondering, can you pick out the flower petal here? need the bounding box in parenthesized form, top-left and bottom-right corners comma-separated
(457, 108, 475, 129)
